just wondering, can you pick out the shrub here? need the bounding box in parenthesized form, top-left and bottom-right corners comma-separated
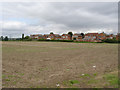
(38, 39, 73, 42)
(38, 39, 47, 41)
(23, 38, 32, 41)
(102, 39, 118, 43)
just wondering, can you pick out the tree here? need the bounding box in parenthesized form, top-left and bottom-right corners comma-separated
(22, 34, 24, 40)
(0, 36, 4, 41)
(4, 36, 8, 41)
(50, 32, 54, 34)
(68, 32, 73, 40)
(25, 36, 29, 39)
(81, 33, 84, 38)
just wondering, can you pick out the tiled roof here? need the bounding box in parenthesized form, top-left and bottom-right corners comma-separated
(85, 33, 98, 36)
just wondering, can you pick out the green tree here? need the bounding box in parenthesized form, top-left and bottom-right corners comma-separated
(22, 34, 24, 40)
(4, 36, 8, 41)
(81, 33, 84, 38)
(68, 32, 73, 40)
(0, 36, 4, 41)
(50, 32, 54, 34)
(25, 36, 29, 39)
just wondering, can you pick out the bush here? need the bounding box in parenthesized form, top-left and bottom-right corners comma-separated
(38, 39, 73, 42)
(102, 39, 118, 43)
(23, 38, 32, 41)
(38, 39, 48, 41)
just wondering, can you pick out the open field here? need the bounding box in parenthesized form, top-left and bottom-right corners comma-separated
(2, 41, 118, 88)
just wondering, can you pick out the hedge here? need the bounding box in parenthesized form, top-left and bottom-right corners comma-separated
(38, 39, 73, 42)
(102, 39, 119, 43)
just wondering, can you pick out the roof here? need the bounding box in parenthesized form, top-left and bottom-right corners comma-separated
(62, 34, 71, 36)
(85, 33, 98, 36)
(73, 34, 82, 36)
(44, 34, 49, 36)
(30, 34, 42, 36)
(54, 34, 61, 37)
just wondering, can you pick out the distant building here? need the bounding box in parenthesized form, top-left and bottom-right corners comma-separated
(62, 34, 71, 40)
(116, 33, 120, 40)
(106, 34, 114, 39)
(48, 33, 61, 40)
(72, 34, 82, 41)
(83, 33, 99, 42)
(54, 34, 62, 40)
(30, 34, 43, 39)
(97, 32, 106, 40)
(43, 34, 49, 39)
(30, 32, 117, 42)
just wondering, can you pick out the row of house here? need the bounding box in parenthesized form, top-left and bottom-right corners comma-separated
(30, 32, 119, 42)
(30, 33, 72, 40)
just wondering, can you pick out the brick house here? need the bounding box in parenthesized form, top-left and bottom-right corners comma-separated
(43, 34, 49, 39)
(54, 34, 62, 40)
(30, 34, 43, 39)
(83, 33, 99, 42)
(72, 34, 83, 41)
(47, 33, 62, 40)
(62, 34, 71, 40)
(30, 32, 117, 42)
(115, 33, 120, 40)
(106, 34, 114, 39)
(116, 34, 119, 40)
(48, 33, 56, 40)
(97, 33, 106, 40)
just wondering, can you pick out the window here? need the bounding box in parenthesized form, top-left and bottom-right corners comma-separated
(62, 36, 65, 38)
(51, 36, 54, 38)
(66, 36, 68, 38)
(88, 36, 90, 38)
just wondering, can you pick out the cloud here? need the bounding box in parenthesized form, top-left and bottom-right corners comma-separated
(1, 2, 118, 37)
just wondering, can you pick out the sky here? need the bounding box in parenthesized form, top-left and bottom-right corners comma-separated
(0, 2, 118, 38)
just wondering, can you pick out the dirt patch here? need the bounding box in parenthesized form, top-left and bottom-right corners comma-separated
(2, 41, 118, 88)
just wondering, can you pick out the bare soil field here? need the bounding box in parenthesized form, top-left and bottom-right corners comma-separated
(2, 41, 118, 88)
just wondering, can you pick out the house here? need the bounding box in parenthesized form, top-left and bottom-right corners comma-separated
(106, 34, 114, 39)
(97, 33, 106, 40)
(62, 34, 71, 40)
(30, 34, 43, 39)
(116, 33, 120, 40)
(54, 34, 62, 40)
(83, 33, 99, 42)
(30, 32, 117, 42)
(43, 34, 49, 39)
(72, 33, 83, 41)
(48, 33, 56, 40)
(47, 33, 62, 40)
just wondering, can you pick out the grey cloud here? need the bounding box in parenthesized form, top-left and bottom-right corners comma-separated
(1, 2, 118, 37)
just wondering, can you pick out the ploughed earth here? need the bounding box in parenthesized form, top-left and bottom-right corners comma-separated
(2, 41, 118, 88)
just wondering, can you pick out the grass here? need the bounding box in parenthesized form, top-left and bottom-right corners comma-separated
(19, 73, 24, 76)
(8, 75, 17, 78)
(93, 73, 98, 77)
(104, 74, 119, 88)
(5, 79, 10, 81)
(69, 80, 80, 85)
(63, 80, 80, 86)
(87, 79, 99, 84)
(2, 74, 6, 78)
(39, 67, 48, 71)
(80, 74, 91, 78)
(13, 81, 17, 84)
